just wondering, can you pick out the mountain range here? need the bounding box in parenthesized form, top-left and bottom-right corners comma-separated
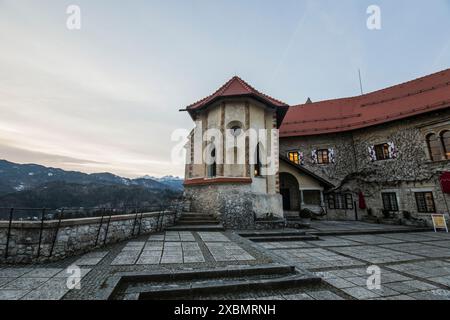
(0, 159, 183, 212)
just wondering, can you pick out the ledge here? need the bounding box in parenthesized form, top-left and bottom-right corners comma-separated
(184, 177, 252, 186)
(0, 211, 176, 229)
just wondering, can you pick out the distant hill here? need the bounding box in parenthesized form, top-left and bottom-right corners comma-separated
(140, 175, 184, 191)
(0, 181, 178, 212)
(0, 160, 183, 213)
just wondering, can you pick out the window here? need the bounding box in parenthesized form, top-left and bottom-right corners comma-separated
(288, 151, 300, 164)
(327, 193, 353, 210)
(382, 192, 399, 211)
(317, 149, 330, 164)
(231, 125, 242, 137)
(207, 147, 216, 178)
(441, 131, 450, 160)
(302, 190, 321, 205)
(427, 133, 443, 161)
(374, 143, 390, 161)
(415, 192, 436, 213)
(254, 143, 262, 177)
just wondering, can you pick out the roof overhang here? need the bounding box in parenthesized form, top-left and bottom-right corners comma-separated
(279, 155, 335, 189)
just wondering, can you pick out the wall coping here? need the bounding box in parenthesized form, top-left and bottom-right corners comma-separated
(184, 177, 252, 186)
(0, 211, 176, 229)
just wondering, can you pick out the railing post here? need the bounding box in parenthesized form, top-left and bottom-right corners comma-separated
(103, 210, 112, 245)
(131, 207, 139, 237)
(137, 208, 144, 236)
(159, 206, 165, 231)
(4, 208, 14, 259)
(95, 208, 106, 247)
(36, 208, 46, 259)
(49, 209, 64, 258)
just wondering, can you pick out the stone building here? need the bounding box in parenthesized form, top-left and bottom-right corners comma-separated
(182, 69, 450, 228)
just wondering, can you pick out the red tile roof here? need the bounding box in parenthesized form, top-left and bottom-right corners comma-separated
(183, 76, 289, 126)
(280, 69, 450, 137)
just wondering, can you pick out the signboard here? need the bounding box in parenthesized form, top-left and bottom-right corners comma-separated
(431, 214, 449, 233)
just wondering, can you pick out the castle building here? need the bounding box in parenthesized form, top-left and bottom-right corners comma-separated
(182, 69, 450, 229)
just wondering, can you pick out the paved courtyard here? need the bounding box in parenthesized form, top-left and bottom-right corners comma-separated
(262, 231, 450, 300)
(1, 225, 450, 300)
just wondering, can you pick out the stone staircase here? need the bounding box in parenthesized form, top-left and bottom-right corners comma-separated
(166, 212, 225, 231)
(108, 263, 322, 300)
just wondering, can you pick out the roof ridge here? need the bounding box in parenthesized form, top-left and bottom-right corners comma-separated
(186, 76, 238, 109)
(232, 76, 289, 106)
(293, 68, 450, 108)
(186, 75, 289, 110)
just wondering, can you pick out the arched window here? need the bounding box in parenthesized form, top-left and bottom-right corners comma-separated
(441, 130, 450, 160)
(207, 146, 216, 177)
(427, 133, 442, 161)
(254, 143, 262, 177)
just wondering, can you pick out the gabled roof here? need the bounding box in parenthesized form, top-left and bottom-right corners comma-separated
(280, 68, 450, 137)
(280, 155, 334, 189)
(181, 76, 289, 127)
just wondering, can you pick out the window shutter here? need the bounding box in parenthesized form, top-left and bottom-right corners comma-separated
(328, 148, 336, 164)
(299, 151, 305, 165)
(311, 149, 318, 164)
(388, 142, 398, 159)
(368, 145, 377, 162)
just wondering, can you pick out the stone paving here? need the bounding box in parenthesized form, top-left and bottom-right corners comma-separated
(0, 267, 91, 300)
(1, 225, 450, 300)
(262, 231, 450, 300)
(110, 231, 253, 265)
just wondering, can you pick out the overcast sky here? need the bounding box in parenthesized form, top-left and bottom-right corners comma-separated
(1, 0, 449, 178)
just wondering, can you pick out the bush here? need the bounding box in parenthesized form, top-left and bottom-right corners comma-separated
(299, 209, 312, 219)
(402, 211, 411, 220)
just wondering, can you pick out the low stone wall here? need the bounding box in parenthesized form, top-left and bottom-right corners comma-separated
(0, 211, 179, 264)
(184, 184, 284, 229)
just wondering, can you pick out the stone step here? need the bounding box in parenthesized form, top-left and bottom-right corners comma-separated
(166, 224, 225, 231)
(177, 220, 220, 225)
(179, 215, 216, 220)
(239, 230, 308, 237)
(181, 212, 215, 217)
(114, 264, 295, 284)
(137, 272, 321, 300)
(178, 216, 218, 222)
(246, 235, 320, 242)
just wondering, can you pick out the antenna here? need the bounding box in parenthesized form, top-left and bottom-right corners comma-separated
(358, 69, 364, 95)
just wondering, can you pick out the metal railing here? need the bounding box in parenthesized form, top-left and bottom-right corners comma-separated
(1, 198, 184, 260)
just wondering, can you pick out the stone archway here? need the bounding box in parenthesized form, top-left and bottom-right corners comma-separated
(279, 172, 300, 212)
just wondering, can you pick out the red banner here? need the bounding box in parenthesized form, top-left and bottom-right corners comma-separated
(440, 172, 450, 194)
(358, 192, 367, 209)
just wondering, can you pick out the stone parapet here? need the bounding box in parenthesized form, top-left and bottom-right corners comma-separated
(0, 211, 178, 264)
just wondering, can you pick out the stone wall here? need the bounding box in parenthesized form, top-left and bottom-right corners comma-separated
(0, 211, 178, 264)
(184, 183, 283, 229)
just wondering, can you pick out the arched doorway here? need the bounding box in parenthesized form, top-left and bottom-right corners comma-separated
(279, 172, 300, 212)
